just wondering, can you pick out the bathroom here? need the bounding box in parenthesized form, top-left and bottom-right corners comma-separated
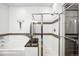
(0, 3, 79, 56)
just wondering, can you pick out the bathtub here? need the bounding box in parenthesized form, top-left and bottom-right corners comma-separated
(0, 49, 25, 56)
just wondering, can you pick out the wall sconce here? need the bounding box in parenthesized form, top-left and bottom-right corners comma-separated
(17, 19, 24, 30)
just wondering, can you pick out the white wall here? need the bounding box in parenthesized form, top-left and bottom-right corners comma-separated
(8, 6, 52, 56)
(0, 4, 9, 49)
(0, 4, 9, 34)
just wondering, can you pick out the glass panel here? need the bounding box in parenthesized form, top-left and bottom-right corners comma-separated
(64, 3, 78, 56)
(43, 14, 59, 56)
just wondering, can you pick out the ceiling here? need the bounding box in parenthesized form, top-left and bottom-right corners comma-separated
(3, 3, 53, 7)
(64, 3, 78, 11)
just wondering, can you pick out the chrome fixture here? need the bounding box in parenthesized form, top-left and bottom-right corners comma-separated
(0, 36, 5, 47)
(17, 19, 24, 30)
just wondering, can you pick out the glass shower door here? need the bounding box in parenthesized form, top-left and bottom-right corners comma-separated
(64, 3, 78, 56)
(32, 13, 60, 56)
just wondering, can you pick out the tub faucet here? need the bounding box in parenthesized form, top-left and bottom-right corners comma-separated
(29, 22, 33, 39)
(29, 20, 38, 38)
